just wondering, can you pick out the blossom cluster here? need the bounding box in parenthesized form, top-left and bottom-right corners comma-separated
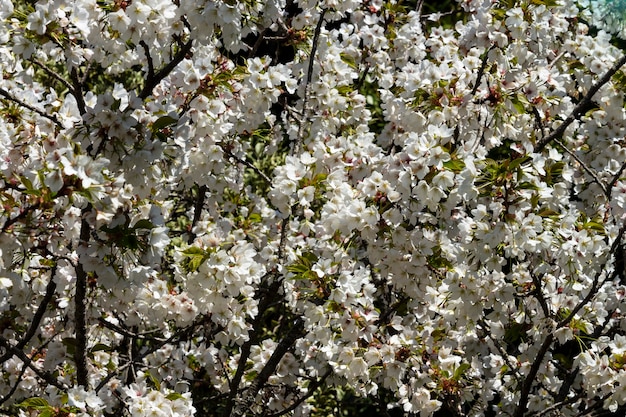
(2, 0, 626, 416)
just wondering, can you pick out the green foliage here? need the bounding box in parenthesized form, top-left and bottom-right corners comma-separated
(181, 246, 212, 272)
(100, 218, 155, 252)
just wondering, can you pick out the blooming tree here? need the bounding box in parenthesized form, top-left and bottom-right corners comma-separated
(3, 0, 626, 415)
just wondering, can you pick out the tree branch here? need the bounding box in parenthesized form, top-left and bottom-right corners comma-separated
(471, 45, 496, 96)
(0, 88, 62, 128)
(187, 184, 207, 245)
(515, 221, 626, 416)
(0, 335, 66, 390)
(553, 138, 609, 197)
(224, 280, 282, 416)
(139, 40, 155, 81)
(294, 8, 327, 155)
(0, 267, 56, 364)
(529, 269, 551, 319)
(229, 317, 305, 417)
(30, 58, 74, 92)
(70, 67, 87, 116)
(265, 371, 331, 417)
(534, 53, 626, 152)
(74, 206, 92, 388)
(138, 39, 193, 100)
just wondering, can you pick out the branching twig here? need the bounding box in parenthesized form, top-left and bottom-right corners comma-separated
(0, 265, 56, 364)
(139, 39, 193, 100)
(529, 269, 551, 319)
(513, 331, 555, 417)
(535, 53, 626, 152)
(139, 40, 155, 81)
(0, 88, 62, 127)
(265, 370, 331, 417)
(224, 279, 282, 416)
(528, 393, 583, 417)
(294, 8, 327, 155)
(70, 67, 87, 116)
(97, 318, 167, 342)
(514, 220, 626, 417)
(230, 318, 305, 417)
(553, 138, 609, 197)
(477, 319, 522, 381)
(95, 317, 216, 393)
(0, 335, 66, 390)
(607, 159, 626, 200)
(222, 147, 272, 185)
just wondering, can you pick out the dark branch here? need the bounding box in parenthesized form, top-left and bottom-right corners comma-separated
(74, 205, 92, 388)
(534, 53, 626, 152)
(294, 8, 327, 155)
(265, 371, 331, 417)
(0, 335, 66, 390)
(139, 40, 155, 81)
(0, 88, 62, 128)
(230, 318, 306, 417)
(139, 39, 193, 100)
(70, 67, 87, 116)
(471, 45, 496, 96)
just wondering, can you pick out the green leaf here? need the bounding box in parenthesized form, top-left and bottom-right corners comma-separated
(62, 337, 77, 355)
(18, 397, 50, 409)
(20, 175, 40, 196)
(582, 220, 605, 234)
(146, 371, 161, 391)
(39, 409, 55, 417)
(182, 246, 206, 256)
(152, 115, 177, 132)
(510, 95, 526, 114)
(166, 392, 184, 401)
(133, 219, 155, 230)
(453, 363, 471, 381)
(443, 159, 466, 172)
(90, 343, 111, 353)
(529, 0, 558, 6)
(181, 246, 209, 271)
(508, 155, 530, 171)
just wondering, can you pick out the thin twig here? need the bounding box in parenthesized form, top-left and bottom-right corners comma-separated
(30, 58, 74, 91)
(528, 393, 583, 417)
(294, 8, 327, 155)
(529, 269, 551, 318)
(265, 371, 331, 417)
(0, 88, 62, 127)
(0, 335, 66, 390)
(553, 138, 609, 197)
(607, 160, 626, 200)
(97, 318, 167, 342)
(222, 147, 272, 184)
(535, 53, 626, 152)
(95, 316, 218, 393)
(477, 319, 522, 381)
